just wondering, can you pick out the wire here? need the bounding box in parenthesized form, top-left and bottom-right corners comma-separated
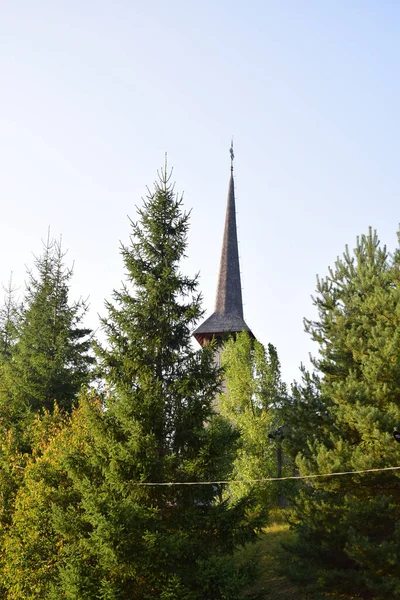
(133, 465, 400, 486)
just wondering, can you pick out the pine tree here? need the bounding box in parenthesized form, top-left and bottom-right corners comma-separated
(284, 229, 400, 599)
(280, 366, 334, 463)
(2, 165, 260, 599)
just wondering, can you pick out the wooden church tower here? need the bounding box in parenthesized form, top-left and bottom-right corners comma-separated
(193, 144, 253, 349)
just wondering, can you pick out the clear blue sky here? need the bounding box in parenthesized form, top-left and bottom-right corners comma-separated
(1, 1, 400, 384)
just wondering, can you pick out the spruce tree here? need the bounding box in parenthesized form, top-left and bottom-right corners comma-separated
(2, 165, 260, 599)
(1, 234, 93, 416)
(0, 275, 21, 364)
(284, 229, 400, 599)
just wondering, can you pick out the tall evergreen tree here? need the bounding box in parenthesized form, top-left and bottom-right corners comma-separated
(2, 165, 260, 599)
(1, 234, 94, 416)
(284, 229, 400, 599)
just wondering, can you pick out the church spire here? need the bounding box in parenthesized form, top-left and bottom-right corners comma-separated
(193, 146, 253, 346)
(214, 154, 243, 318)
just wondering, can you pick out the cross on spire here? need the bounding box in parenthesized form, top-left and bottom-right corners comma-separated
(230, 139, 234, 172)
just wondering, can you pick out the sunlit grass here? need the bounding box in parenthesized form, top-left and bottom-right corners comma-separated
(238, 509, 331, 599)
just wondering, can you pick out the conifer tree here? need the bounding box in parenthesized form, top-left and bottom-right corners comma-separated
(2, 165, 260, 599)
(1, 234, 93, 416)
(284, 229, 400, 599)
(280, 366, 334, 463)
(0, 276, 21, 364)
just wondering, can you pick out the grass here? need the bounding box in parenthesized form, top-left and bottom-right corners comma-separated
(238, 509, 330, 600)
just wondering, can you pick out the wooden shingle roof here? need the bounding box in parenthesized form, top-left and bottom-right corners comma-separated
(193, 165, 253, 346)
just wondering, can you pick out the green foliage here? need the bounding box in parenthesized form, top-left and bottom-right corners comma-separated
(219, 332, 289, 506)
(1, 399, 89, 599)
(281, 367, 334, 462)
(2, 166, 261, 599)
(0, 235, 94, 597)
(1, 234, 94, 416)
(284, 228, 400, 599)
(0, 275, 21, 364)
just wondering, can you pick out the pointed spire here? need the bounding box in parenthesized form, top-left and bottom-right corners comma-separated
(193, 146, 253, 346)
(214, 167, 243, 318)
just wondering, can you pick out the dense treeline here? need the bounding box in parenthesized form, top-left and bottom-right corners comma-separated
(1, 164, 400, 599)
(0, 167, 267, 599)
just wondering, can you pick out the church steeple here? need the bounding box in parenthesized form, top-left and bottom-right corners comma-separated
(214, 160, 243, 318)
(193, 146, 253, 346)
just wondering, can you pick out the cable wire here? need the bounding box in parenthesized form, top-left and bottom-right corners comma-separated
(133, 465, 400, 486)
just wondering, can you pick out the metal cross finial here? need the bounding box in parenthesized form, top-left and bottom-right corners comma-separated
(230, 138, 234, 172)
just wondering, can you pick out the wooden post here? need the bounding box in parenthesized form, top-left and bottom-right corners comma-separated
(277, 440, 284, 507)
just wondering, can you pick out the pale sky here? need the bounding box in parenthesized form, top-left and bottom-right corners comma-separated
(1, 1, 400, 385)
